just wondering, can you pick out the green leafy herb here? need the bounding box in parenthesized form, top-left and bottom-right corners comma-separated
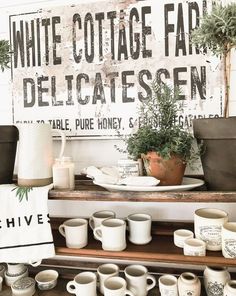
(12, 186, 33, 202)
(116, 80, 200, 169)
(191, 3, 236, 57)
(191, 3, 236, 117)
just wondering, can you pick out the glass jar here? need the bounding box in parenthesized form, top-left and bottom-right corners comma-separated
(53, 156, 75, 190)
(117, 159, 139, 179)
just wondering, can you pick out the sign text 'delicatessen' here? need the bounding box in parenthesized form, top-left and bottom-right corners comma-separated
(10, 0, 222, 137)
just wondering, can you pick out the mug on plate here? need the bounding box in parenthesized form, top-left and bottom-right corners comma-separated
(97, 263, 120, 294)
(59, 218, 88, 249)
(127, 213, 152, 245)
(194, 208, 228, 251)
(67, 272, 97, 296)
(124, 264, 156, 296)
(93, 218, 127, 251)
(222, 222, 236, 258)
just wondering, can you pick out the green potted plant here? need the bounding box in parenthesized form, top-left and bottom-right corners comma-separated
(120, 80, 198, 186)
(191, 3, 236, 190)
(0, 39, 19, 184)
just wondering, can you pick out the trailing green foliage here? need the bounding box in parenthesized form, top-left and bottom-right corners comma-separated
(12, 186, 33, 202)
(191, 3, 236, 56)
(120, 80, 199, 167)
(0, 40, 10, 72)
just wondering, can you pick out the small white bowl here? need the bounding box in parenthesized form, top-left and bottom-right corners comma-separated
(7, 263, 25, 276)
(5, 267, 29, 287)
(11, 277, 35, 296)
(174, 229, 194, 248)
(184, 238, 206, 256)
(35, 270, 59, 290)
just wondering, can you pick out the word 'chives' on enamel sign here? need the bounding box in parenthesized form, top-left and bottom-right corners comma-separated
(10, 0, 222, 138)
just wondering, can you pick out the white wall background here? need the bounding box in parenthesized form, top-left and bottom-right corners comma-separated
(0, 0, 236, 222)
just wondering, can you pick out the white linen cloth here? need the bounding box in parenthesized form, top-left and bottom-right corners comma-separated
(0, 184, 55, 264)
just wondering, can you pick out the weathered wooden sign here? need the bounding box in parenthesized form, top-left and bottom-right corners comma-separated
(10, 0, 222, 138)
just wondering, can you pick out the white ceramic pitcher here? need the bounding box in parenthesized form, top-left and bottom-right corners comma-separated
(17, 123, 66, 187)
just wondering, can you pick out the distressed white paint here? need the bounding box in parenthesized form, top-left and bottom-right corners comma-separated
(0, 1, 236, 238)
(9, 0, 223, 137)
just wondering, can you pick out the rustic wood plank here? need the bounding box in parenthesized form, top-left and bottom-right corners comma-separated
(48, 180, 236, 202)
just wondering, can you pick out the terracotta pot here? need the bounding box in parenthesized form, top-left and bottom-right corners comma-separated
(141, 152, 186, 185)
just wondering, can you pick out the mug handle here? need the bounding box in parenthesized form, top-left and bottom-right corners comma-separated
(59, 225, 66, 237)
(52, 129, 66, 158)
(66, 280, 77, 294)
(146, 274, 156, 292)
(93, 227, 102, 241)
(89, 217, 94, 230)
(125, 289, 135, 296)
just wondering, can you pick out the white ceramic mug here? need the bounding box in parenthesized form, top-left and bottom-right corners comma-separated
(158, 274, 178, 296)
(194, 208, 228, 251)
(93, 218, 127, 251)
(104, 276, 134, 296)
(222, 222, 236, 258)
(67, 272, 97, 296)
(97, 263, 120, 294)
(89, 210, 116, 231)
(183, 238, 206, 256)
(127, 213, 152, 245)
(124, 265, 156, 296)
(59, 218, 88, 249)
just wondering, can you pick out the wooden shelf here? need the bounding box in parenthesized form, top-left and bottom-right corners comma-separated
(52, 218, 236, 268)
(49, 179, 236, 203)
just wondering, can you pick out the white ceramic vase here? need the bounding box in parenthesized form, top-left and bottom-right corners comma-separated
(204, 266, 231, 296)
(177, 272, 201, 296)
(178, 272, 201, 296)
(224, 280, 236, 296)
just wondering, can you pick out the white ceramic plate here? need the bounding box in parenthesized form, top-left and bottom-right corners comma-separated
(93, 177, 204, 192)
